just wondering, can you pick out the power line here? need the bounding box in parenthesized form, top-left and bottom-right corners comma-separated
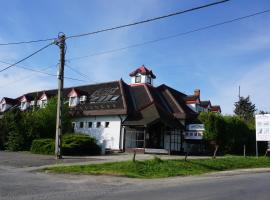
(65, 63, 90, 80)
(66, 0, 229, 40)
(0, 60, 55, 75)
(0, 37, 56, 46)
(0, 42, 54, 73)
(0, 0, 229, 46)
(0, 60, 87, 84)
(67, 9, 270, 61)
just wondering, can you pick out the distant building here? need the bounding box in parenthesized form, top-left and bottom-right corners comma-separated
(0, 65, 221, 154)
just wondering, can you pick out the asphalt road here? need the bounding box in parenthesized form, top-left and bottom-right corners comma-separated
(0, 152, 270, 200)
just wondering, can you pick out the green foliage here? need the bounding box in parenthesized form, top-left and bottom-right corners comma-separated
(30, 139, 55, 155)
(0, 97, 71, 151)
(199, 112, 256, 155)
(234, 96, 256, 122)
(30, 134, 101, 155)
(62, 134, 101, 156)
(199, 112, 226, 144)
(44, 156, 270, 179)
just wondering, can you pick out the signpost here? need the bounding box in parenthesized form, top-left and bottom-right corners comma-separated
(255, 114, 270, 157)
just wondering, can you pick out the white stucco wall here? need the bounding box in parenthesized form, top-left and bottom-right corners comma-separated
(131, 73, 153, 85)
(72, 115, 126, 150)
(187, 103, 197, 112)
(0, 103, 11, 112)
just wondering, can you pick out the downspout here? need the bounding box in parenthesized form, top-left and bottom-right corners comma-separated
(118, 115, 124, 152)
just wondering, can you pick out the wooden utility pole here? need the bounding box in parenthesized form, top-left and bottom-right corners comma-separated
(54, 33, 65, 159)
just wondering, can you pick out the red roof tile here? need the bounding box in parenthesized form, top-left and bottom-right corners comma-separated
(129, 65, 156, 78)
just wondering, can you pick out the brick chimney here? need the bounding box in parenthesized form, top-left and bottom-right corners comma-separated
(194, 89, 200, 97)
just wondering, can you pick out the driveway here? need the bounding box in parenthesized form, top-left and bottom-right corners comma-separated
(0, 151, 103, 168)
(0, 151, 210, 168)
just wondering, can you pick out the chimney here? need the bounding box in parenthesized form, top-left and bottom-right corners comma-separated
(194, 89, 200, 97)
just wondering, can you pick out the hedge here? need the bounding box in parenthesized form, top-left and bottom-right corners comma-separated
(31, 138, 55, 155)
(30, 133, 101, 155)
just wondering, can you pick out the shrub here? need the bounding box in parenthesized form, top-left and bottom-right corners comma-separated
(30, 139, 55, 155)
(62, 134, 101, 156)
(30, 134, 101, 156)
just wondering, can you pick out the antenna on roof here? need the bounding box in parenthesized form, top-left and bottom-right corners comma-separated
(238, 85, 241, 100)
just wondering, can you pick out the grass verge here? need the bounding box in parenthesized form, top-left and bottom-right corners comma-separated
(43, 156, 270, 179)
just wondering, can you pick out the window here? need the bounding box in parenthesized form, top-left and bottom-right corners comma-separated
(79, 122, 84, 128)
(88, 122, 92, 128)
(21, 102, 28, 110)
(146, 76, 151, 84)
(0, 103, 5, 111)
(135, 75, 141, 83)
(110, 95, 119, 101)
(105, 122, 110, 128)
(40, 100, 47, 108)
(96, 122, 101, 128)
(69, 97, 78, 107)
(80, 95, 87, 104)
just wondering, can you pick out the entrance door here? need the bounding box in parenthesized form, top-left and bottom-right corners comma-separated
(146, 124, 163, 149)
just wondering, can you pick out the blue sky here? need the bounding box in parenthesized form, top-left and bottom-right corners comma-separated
(0, 0, 270, 114)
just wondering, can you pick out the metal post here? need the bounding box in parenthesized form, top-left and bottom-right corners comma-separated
(256, 141, 258, 158)
(55, 33, 65, 159)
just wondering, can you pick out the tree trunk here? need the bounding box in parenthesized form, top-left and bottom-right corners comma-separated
(243, 144, 246, 157)
(212, 145, 219, 159)
(132, 150, 136, 162)
(184, 152, 188, 161)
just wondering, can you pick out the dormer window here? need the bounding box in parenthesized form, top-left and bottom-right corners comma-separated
(30, 101, 35, 107)
(40, 100, 47, 108)
(69, 96, 79, 107)
(80, 95, 87, 104)
(0, 103, 5, 112)
(21, 102, 28, 110)
(129, 65, 156, 86)
(146, 76, 151, 84)
(135, 75, 141, 83)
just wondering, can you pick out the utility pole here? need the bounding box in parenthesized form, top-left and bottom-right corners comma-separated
(54, 33, 65, 159)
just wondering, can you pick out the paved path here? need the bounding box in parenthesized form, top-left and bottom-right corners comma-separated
(0, 151, 210, 168)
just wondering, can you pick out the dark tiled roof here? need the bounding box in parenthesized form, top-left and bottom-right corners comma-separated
(184, 95, 198, 102)
(1, 78, 219, 126)
(129, 65, 156, 78)
(200, 100, 211, 108)
(1, 97, 19, 105)
(158, 84, 198, 119)
(122, 103, 183, 128)
(129, 85, 152, 111)
(68, 80, 127, 116)
(211, 105, 221, 113)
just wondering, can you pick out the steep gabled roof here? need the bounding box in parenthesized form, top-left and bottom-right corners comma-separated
(157, 84, 198, 119)
(211, 105, 221, 113)
(1, 97, 19, 105)
(129, 65, 156, 78)
(200, 100, 211, 108)
(68, 80, 128, 116)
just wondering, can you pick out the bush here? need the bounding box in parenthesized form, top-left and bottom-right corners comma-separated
(30, 134, 101, 156)
(31, 139, 55, 155)
(62, 134, 101, 156)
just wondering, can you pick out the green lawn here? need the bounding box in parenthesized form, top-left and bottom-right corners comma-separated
(44, 156, 270, 179)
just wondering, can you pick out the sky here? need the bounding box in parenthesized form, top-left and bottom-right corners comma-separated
(0, 0, 270, 114)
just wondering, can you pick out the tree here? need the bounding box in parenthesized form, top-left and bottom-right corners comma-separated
(234, 96, 256, 122)
(2, 97, 71, 151)
(199, 112, 226, 158)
